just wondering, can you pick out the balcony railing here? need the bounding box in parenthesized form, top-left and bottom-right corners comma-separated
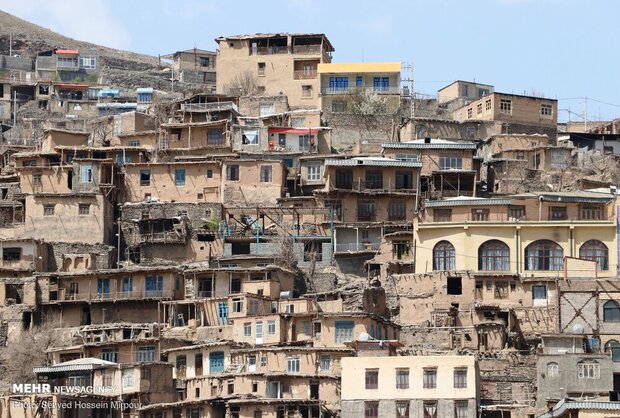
(332, 180, 417, 194)
(179, 102, 239, 113)
(426, 213, 611, 224)
(61, 290, 173, 302)
(139, 231, 185, 244)
(294, 70, 317, 80)
(321, 86, 401, 95)
(268, 144, 317, 153)
(251, 46, 288, 55)
(335, 242, 381, 253)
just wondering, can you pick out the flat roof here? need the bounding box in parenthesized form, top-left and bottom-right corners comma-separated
(215, 33, 334, 52)
(438, 80, 494, 92)
(318, 62, 401, 74)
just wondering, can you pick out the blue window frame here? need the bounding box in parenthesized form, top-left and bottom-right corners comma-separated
(209, 351, 225, 373)
(145, 275, 163, 297)
(121, 277, 132, 293)
(217, 302, 229, 325)
(329, 77, 349, 92)
(334, 320, 354, 343)
(97, 278, 110, 295)
(356, 76, 363, 88)
(175, 169, 186, 186)
(373, 77, 389, 92)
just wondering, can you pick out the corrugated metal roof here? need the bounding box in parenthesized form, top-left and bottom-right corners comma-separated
(513, 191, 614, 203)
(325, 157, 422, 168)
(536, 399, 620, 418)
(382, 139, 478, 150)
(424, 197, 512, 208)
(34, 357, 117, 374)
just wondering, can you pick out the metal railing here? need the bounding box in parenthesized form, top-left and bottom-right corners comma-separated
(251, 46, 288, 55)
(62, 289, 173, 301)
(294, 70, 317, 80)
(332, 180, 417, 193)
(320, 86, 401, 95)
(139, 231, 185, 244)
(179, 102, 238, 113)
(335, 242, 381, 253)
(426, 213, 611, 223)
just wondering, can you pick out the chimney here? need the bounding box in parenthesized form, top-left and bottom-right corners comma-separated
(424, 137, 431, 144)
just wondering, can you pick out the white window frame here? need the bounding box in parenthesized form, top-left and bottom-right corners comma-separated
(286, 356, 300, 373)
(307, 163, 321, 181)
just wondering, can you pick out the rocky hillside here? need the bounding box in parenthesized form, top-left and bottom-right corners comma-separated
(0, 10, 179, 90)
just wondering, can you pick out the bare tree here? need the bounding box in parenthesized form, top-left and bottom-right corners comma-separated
(223, 71, 258, 96)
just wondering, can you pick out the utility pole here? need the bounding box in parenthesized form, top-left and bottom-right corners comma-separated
(12, 90, 16, 127)
(9, 33, 12, 56)
(584, 96, 588, 131)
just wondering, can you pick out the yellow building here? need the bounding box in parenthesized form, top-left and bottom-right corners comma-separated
(317, 62, 402, 113)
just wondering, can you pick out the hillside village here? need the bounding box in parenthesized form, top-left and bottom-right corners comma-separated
(2, 13, 620, 418)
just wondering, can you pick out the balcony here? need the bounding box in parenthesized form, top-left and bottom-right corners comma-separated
(60, 289, 173, 302)
(251, 46, 288, 55)
(294, 70, 317, 80)
(179, 102, 239, 113)
(335, 242, 380, 253)
(321, 86, 401, 95)
(332, 179, 417, 194)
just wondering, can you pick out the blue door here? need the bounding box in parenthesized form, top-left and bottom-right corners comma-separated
(209, 351, 225, 373)
(217, 302, 229, 325)
(145, 276, 163, 297)
(97, 278, 110, 295)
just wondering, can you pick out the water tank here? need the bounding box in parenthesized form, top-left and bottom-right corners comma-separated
(279, 291, 292, 300)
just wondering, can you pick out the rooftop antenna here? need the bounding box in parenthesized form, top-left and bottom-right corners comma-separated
(361, 48, 364, 62)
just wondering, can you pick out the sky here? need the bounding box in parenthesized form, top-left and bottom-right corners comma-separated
(1, 0, 619, 123)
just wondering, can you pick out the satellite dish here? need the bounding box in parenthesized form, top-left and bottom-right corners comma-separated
(359, 332, 370, 341)
(572, 324, 584, 334)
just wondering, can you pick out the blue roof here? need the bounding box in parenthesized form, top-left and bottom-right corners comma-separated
(137, 88, 154, 93)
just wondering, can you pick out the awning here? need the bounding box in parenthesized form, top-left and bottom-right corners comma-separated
(268, 128, 318, 134)
(136, 88, 154, 94)
(34, 364, 97, 373)
(55, 49, 79, 55)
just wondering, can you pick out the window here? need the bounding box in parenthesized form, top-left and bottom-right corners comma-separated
(581, 205, 603, 220)
(499, 99, 512, 114)
(81, 165, 93, 183)
(302, 85, 313, 97)
(260, 356, 267, 367)
(525, 240, 563, 270)
(232, 298, 243, 313)
(78, 204, 90, 215)
(137, 92, 152, 103)
(447, 277, 462, 295)
(80, 57, 96, 69)
(433, 241, 455, 271)
(532, 285, 548, 302)
(365, 170, 383, 189)
(395, 368, 409, 389)
(423, 368, 437, 388)
(320, 355, 331, 371)
(2, 248, 21, 261)
(241, 129, 259, 145)
(438, 156, 463, 170)
(454, 401, 468, 418)
(357, 200, 376, 222)
(606, 340, 620, 362)
(478, 240, 510, 271)
(454, 369, 467, 388)
(604, 300, 620, 322)
(485, 99, 492, 111)
(43, 204, 55, 216)
(243, 322, 251, 337)
(207, 128, 224, 145)
(256, 320, 263, 338)
(259, 104, 274, 116)
(267, 320, 276, 335)
(433, 209, 452, 222)
(356, 76, 364, 87)
(144, 275, 163, 297)
(373, 77, 389, 92)
(476, 103, 482, 114)
(471, 208, 489, 221)
(396, 401, 409, 418)
(423, 402, 437, 418)
(126, 140, 141, 147)
(260, 165, 273, 182)
(291, 117, 305, 128)
(335, 320, 354, 343)
(137, 346, 155, 362)
(299, 134, 314, 150)
(467, 108, 473, 119)
(140, 170, 151, 186)
(329, 76, 349, 92)
(508, 205, 525, 220)
(335, 169, 353, 189)
(122, 369, 135, 388)
(332, 101, 346, 112)
(578, 361, 600, 379)
(197, 56, 210, 67)
(122, 277, 132, 293)
(101, 348, 118, 363)
(33, 174, 42, 187)
(461, 85, 469, 96)
(307, 162, 321, 181)
(287, 357, 300, 373)
(227, 165, 240, 181)
(257, 62, 265, 76)
(541, 103, 553, 116)
(364, 402, 378, 418)
(388, 200, 406, 221)
(365, 369, 378, 389)
(579, 240, 608, 270)
(546, 362, 559, 377)
(550, 206, 567, 220)
(175, 169, 186, 186)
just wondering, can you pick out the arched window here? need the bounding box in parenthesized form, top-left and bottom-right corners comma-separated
(605, 340, 620, 362)
(580, 240, 609, 270)
(604, 300, 620, 322)
(546, 362, 559, 377)
(525, 240, 563, 271)
(433, 241, 455, 271)
(478, 240, 510, 271)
